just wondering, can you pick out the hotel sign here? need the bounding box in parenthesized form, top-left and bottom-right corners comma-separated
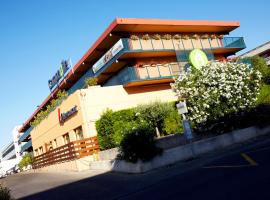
(48, 59, 71, 90)
(92, 39, 124, 74)
(58, 105, 78, 123)
(189, 49, 209, 70)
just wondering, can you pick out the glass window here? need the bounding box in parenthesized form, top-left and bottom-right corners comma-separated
(75, 126, 84, 140)
(63, 133, 70, 145)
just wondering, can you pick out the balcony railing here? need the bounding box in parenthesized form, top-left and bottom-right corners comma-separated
(125, 37, 246, 51)
(32, 136, 99, 169)
(21, 140, 32, 153)
(108, 63, 182, 86)
(19, 126, 33, 143)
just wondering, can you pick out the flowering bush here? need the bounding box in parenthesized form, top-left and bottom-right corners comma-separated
(171, 61, 262, 131)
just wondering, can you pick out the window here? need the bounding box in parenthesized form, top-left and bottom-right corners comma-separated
(63, 133, 70, 145)
(53, 139, 57, 148)
(35, 149, 39, 156)
(39, 146, 43, 155)
(75, 126, 84, 140)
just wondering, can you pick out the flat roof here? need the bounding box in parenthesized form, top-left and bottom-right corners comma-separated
(19, 18, 240, 132)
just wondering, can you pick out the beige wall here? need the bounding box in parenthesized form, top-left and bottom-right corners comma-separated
(31, 91, 87, 155)
(81, 85, 177, 137)
(31, 85, 177, 156)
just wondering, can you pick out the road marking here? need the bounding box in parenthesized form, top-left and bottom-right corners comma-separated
(241, 153, 258, 166)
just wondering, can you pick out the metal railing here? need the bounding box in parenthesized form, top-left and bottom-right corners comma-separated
(32, 136, 99, 169)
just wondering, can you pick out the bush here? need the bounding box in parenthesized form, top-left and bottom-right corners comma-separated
(250, 56, 270, 84)
(162, 109, 183, 135)
(171, 61, 262, 132)
(30, 90, 68, 127)
(118, 123, 162, 163)
(84, 77, 98, 88)
(257, 84, 270, 105)
(96, 102, 183, 150)
(96, 108, 137, 150)
(0, 184, 12, 200)
(95, 109, 116, 150)
(112, 120, 139, 146)
(18, 153, 34, 170)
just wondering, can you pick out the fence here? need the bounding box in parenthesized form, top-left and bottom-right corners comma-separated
(32, 136, 99, 169)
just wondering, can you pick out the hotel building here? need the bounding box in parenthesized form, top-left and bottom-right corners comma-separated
(18, 18, 246, 170)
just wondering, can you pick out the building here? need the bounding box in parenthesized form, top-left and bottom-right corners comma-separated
(18, 18, 246, 170)
(240, 41, 270, 65)
(0, 126, 23, 175)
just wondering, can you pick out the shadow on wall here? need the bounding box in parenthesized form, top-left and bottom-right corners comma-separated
(124, 84, 171, 94)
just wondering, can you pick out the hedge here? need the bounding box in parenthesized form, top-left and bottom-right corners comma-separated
(95, 102, 183, 150)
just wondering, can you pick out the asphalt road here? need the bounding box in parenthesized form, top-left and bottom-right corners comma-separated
(1, 134, 270, 200)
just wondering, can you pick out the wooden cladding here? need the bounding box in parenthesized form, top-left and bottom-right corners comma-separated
(32, 136, 99, 169)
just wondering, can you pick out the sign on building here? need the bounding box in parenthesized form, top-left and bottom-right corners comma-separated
(48, 59, 72, 90)
(58, 105, 78, 123)
(92, 39, 124, 74)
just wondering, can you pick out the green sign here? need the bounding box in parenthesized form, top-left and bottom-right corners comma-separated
(189, 49, 208, 70)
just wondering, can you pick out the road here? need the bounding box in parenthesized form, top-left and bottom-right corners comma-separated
(1, 134, 270, 200)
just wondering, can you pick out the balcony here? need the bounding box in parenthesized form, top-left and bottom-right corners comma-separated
(21, 140, 32, 153)
(95, 36, 245, 83)
(19, 126, 33, 143)
(105, 62, 183, 87)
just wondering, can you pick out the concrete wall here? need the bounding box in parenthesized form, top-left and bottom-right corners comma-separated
(89, 126, 270, 173)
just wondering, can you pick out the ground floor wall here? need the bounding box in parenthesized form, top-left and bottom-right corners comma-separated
(82, 84, 177, 137)
(30, 83, 177, 157)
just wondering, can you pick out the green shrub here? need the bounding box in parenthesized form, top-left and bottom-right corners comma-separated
(112, 120, 138, 146)
(96, 102, 183, 150)
(118, 123, 162, 163)
(0, 184, 12, 200)
(250, 56, 270, 84)
(136, 101, 176, 136)
(18, 153, 34, 170)
(30, 90, 68, 127)
(257, 84, 270, 104)
(162, 109, 183, 135)
(84, 77, 98, 88)
(95, 109, 116, 150)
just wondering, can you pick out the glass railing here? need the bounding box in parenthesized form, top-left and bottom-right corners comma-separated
(222, 37, 246, 49)
(108, 63, 183, 86)
(21, 140, 32, 153)
(19, 126, 33, 143)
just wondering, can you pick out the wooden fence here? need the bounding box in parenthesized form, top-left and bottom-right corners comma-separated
(32, 136, 99, 169)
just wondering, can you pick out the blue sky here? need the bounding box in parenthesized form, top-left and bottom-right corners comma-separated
(0, 0, 269, 149)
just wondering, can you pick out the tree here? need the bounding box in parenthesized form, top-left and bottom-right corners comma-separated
(135, 101, 175, 137)
(250, 56, 270, 84)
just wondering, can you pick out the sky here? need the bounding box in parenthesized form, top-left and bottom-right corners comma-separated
(0, 0, 269, 149)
